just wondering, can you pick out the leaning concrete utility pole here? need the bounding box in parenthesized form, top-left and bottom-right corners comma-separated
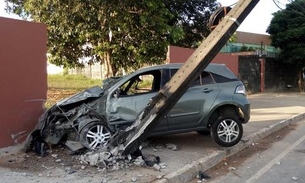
(109, 0, 260, 155)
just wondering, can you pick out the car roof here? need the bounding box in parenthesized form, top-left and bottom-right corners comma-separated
(135, 63, 236, 79)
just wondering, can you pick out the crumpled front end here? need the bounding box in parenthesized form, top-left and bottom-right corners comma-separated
(24, 86, 106, 156)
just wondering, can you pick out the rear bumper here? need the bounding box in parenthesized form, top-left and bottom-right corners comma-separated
(232, 94, 250, 123)
(239, 103, 250, 123)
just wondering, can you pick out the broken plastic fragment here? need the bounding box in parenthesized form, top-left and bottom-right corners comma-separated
(65, 140, 85, 152)
(197, 171, 211, 180)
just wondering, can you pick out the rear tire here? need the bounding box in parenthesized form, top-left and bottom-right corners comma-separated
(80, 120, 112, 150)
(211, 115, 243, 147)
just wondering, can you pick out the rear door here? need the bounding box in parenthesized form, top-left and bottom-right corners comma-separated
(167, 70, 221, 131)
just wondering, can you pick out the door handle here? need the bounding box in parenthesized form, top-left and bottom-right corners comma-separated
(202, 88, 213, 93)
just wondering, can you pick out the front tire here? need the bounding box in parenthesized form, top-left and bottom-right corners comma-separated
(211, 116, 243, 147)
(80, 120, 112, 150)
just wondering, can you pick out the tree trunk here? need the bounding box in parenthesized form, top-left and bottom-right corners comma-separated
(102, 51, 114, 79)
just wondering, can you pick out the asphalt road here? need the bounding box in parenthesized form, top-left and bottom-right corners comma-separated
(206, 119, 305, 183)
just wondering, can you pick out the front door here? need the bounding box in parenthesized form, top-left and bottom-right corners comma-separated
(107, 69, 168, 132)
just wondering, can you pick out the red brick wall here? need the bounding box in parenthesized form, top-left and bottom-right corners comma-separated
(169, 46, 239, 76)
(212, 54, 239, 76)
(0, 17, 47, 147)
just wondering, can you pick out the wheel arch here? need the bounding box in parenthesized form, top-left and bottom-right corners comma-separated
(207, 104, 245, 128)
(77, 115, 110, 133)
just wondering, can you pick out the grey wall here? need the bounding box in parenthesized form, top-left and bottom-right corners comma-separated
(238, 55, 299, 93)
(238, 55, 261, 93)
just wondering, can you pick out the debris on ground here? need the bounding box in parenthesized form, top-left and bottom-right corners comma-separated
(228, 167, 236, 171)
(196, 170, 211, 180)
(275, 160, 281, 165)
(292, 176, 299, 181)
(166, 143, 179, 151)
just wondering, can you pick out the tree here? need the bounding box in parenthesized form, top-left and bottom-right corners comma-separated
(267, 0, 305, 65)
(165, 0, 218, 48)
(5, 0, 218, 77)
(267, 0, 305, 91)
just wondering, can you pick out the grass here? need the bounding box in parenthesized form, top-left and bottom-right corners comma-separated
(48, 74, 101, 90)
(46, 74, 102, 108)
(46, 74, 153, 108)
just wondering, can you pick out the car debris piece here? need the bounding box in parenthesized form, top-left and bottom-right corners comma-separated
(65, 140, 85, 152)
(142, 154, 161, 167)
(133, 156, 145, 166)
(275, 160, 281, 165)
(131, 177, 138, 182)
(166, 143, 179, 151)
(292, 176, 299, 181)
(197, 170, 211, 180)
(228, 166, 237, 171)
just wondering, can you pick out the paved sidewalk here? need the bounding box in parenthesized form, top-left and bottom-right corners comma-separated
(153, 92, 305, 183)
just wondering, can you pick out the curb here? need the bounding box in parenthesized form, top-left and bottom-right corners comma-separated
(152, 112, 305, 183)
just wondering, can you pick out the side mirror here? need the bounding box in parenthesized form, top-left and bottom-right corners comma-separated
(113, 88, 121, 98)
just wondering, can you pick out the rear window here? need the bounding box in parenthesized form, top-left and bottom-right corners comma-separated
(201, 72, 214, 85)
(212, 73, 238, 83)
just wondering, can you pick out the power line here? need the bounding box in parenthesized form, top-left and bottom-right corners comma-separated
(272, 0, 305, 16)
(272, 0, 285, 10)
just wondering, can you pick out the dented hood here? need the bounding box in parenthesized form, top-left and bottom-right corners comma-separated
(36, 86, 105, 132)
(56, 86, 104, 107)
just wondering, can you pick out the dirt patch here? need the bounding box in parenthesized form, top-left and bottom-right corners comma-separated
(0, 146, 83, 171)
(45, 88, 79, 107)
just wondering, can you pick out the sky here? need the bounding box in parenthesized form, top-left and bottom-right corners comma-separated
(218, 0, 288, 34)
(0, 1, 21, 20)
(0, 0, 288, 35)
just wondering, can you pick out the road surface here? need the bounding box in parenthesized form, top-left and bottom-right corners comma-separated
(202, 119, 305, 183)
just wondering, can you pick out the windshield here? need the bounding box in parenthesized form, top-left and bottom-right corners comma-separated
(101, 76, 123, 90)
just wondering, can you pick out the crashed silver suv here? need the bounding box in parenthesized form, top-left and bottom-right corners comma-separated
(27, 63, 250, 153)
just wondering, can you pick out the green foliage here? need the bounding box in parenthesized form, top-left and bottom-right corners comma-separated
(240, 45, 255, 52)
(228, 32, 237, 43)
(240, 45, 248, 52)
(267, 0, 305, 67)
(5, 0, 218, 74)
(165, 0, 219, 48)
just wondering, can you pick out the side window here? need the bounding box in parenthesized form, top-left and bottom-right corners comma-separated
(191, 76, 201, 86)
(171, 68, 201, 86)
(170, 69, 178, 78)
(119, 70, 161, 96)
(201, 72, 214, 85)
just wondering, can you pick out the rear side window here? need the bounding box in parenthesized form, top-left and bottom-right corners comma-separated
(201, 72, 214, 85)
(170, 69, 214, 86)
